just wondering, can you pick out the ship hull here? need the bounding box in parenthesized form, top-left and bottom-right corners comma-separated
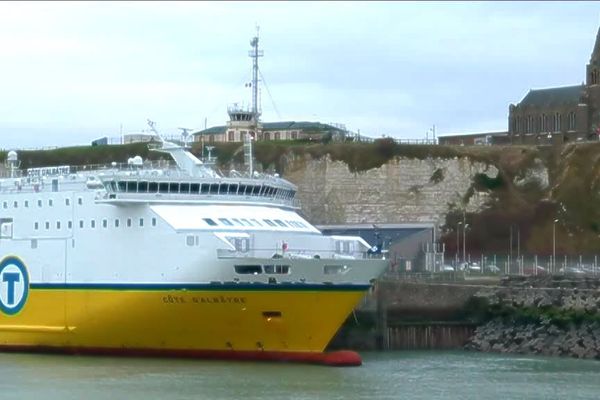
(0, 283, 370, 365)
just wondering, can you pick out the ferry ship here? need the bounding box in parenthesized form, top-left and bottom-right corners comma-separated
(0, 137, 388, 366)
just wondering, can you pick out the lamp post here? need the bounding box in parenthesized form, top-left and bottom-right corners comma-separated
(553, 219, 558, 274)
(463, 223, 469, 263)
(456, 222, 462, 266)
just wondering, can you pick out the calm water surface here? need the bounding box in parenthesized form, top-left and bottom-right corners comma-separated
(0, 351, 599, 400)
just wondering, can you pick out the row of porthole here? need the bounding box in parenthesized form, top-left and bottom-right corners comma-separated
(3, 197, 85, 209)
(33, 217, 158, 231)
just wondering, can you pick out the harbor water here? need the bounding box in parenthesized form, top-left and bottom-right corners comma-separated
(1, 351, 599, 399)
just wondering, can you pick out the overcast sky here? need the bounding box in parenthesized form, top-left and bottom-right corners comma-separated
(1, 1, 599, 149)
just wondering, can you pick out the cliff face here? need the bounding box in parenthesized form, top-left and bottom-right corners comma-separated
(284, 154, 499, 225)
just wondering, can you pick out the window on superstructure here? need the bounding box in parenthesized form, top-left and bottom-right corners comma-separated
(159, 183, 169, 193)
(180, 183, 190, 194)
(2, 202, 7, 209)
(201, 184, 209, 194)
(240, 218, 252, 226)
(263, 219, 277, 227)
(24, 200, 29, 208)
(78, 198, 82, 205)
(238, 185, 247, 195)
(126, 181, 137, 193)
(127, 218, 132, 227)
(218, 218, 234, 226)
(31, 239, 37, 249)
(139, 218, 144, 227)
(252, 186, 261, 195)
(138, 181, 148, 193)
(186, 235, 195, 246)
(250, 218, 262, 226)
(274, 219, 287, 227)
(231, 218, 243, 226)
(45, 221, 50, 230)
(229, 184, 239, 194)
(34, 222, 39, 230)
(79, 220, 84, 228)
(68, 221, 72, 229)
(38, 199, 42, 207)
(102, 219, 108, 228)
(48, 199, 53, 206)
(219, 184, 228, 194)
(13, 201, 17, 208)
(234, 265, 262, 274)
(203, 218, 217, 226)
(56, 221, 61, 229)
(90, 220, 95, 229)
(152, 218, 157, 227)
(209, 184, 219, 194)
(190, 183, 200, 194)
(148, 182, 158, 193)
(264, 264, 290, 274)
(117, 181, 126, 192)
(169, 183, 179, 193)
(115, 219, 120, 228)
(65, 198, 70, 206)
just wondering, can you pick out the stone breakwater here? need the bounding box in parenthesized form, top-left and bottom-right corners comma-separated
(465, 276, 600, 359)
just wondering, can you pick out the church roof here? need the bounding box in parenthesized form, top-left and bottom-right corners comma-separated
(518, 85, 583, 108)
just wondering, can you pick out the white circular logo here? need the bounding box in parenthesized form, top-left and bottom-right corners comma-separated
(0, 257, 29, 315)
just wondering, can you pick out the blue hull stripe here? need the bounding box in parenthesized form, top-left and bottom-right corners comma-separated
(29, 282, 371, 292)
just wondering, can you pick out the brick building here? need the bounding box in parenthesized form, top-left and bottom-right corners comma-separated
(509, 26, 600, 144)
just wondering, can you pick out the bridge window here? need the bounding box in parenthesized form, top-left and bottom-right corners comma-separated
(219, 183, 228, 194)
(65, 198, 70, 206)
(273, 219, 287, 227)
(159, 183, 169, 193)
(240, 218, 252, 226)
(117, 181, 126, 192)
(13, 201, 17, 208)
(324, 265, 349, 275)
(148, 182, 158, 193)
(127, 181, 137, 192)
(252, 186, 261, 195)
(251, 219, 262, 226)
(138, 181, 149, 192)
(229, 184, 239, 194)
(169, 183, 179, 193)
(190, 183, 200, 194)
(180, 183, 190, 193)
(231, 218, 243, 226)
(263, 219, 277, 227)
(209, 184, 219, 194)
(201, 184, 209, 194)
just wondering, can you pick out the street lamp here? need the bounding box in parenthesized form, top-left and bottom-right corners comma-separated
(463, 223, 469, 263)
(553, 219, 559, 274)
(456, 222, 462, 266)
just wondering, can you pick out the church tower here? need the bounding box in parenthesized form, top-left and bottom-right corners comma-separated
(585, 26, 600, 134)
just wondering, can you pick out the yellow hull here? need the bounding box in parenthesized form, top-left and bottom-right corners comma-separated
(0, 285, 367, 355)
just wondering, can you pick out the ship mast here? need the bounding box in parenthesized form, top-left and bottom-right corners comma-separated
(249, 25, 263, 120)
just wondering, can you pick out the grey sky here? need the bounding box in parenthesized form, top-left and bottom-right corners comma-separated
(1, 1, 599, 149)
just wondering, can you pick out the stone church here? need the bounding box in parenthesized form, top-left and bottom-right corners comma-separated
(509, 27, 600, 144)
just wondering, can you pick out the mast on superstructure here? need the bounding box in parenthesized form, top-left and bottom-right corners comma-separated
(249, 25, 263, 120)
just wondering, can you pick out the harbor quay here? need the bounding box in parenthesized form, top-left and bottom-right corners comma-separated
(331, 272, 600, 360)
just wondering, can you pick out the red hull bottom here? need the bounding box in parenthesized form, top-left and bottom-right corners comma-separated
(0, 345, 362, 367)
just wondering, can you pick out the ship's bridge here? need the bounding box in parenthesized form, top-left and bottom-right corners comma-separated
(99, 174, 299, 208)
